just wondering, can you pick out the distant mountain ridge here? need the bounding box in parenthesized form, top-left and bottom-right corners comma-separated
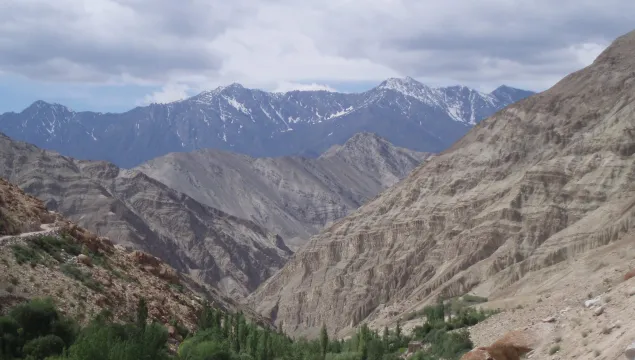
(137, 132, 429, 250)
(0, 78, 534, 167)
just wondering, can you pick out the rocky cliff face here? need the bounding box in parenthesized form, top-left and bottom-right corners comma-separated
(137, 132, 429, 250)
(249, 30, 635, 338)
(0, 133, 291, 298)
(0, 177, 271, 329)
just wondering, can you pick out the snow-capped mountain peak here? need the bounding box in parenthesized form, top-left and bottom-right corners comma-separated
(0, 78, 535, 168)
(378, 76, 428, 91)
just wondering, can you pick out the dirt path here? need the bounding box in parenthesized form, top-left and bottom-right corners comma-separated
(0, 223, 58, 244)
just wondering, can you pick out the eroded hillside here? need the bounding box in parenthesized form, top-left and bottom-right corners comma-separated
(0, 177, 270, 331)
(249, 30, 635, 341)
(0, 136, 291, 298)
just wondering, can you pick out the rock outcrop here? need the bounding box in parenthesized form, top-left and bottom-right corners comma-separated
(461, 330, 537, 360)
(249, 29, 635, 338)
(137, 132, 429, 249)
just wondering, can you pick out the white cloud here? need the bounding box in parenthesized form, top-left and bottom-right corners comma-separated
(273, 82, 337, 93)
(140, 83, 190, 105)
(0, 0, 634, 100)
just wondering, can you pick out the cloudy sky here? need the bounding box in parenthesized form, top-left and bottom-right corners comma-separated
(0, 0, 633, 113)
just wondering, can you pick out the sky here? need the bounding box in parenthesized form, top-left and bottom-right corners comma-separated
(0, 0, 634, 113)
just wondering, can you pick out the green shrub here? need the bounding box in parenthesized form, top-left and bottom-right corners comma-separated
(11, 235, 83, 266)
(22, 334, 66, 359)
(461, 294, 488, 304)
(60, 264, 103, 292)
(11, 243, 41, 265)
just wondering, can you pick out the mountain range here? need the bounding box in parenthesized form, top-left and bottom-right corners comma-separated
(137, 132, 429, 250)
(0, 130, 425, 297)
(249, 29, 635, 340)
(0, 79, 533, 168)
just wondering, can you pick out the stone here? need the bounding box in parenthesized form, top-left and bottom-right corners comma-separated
(593, 306, 604, 316)
(408, 341, 423, 353)
(625, 342, 635, 360)
(77, 254, 92, 267)
(585, 297, 602, 308)
(542, 316, 556, 323)
(168, 325, 177, 337)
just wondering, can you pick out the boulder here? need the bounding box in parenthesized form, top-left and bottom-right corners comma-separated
(77, 254, 92, 267)
(128, 250, 162, 267)
(625, 342, 635, 360)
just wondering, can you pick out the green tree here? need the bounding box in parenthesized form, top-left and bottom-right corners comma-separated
(247, 327, 259, 358)
(136, 297, 148, 333)
(320, 324, 329, 359)
(382, 326, 389, 351)
(238, 313, 247, 352)
(223, 312, 230, 338)
(395, 321, 401, 343)
(257, 329, 268, 360)
(358, 335, 367, 360)
(198, 302, 216, 331)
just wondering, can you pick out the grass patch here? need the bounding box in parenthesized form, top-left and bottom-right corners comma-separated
(170, 283, 184, 293)
(11, 244, 41, 265)
(11, 234, 83, 266)
(60, 264, 103, 293)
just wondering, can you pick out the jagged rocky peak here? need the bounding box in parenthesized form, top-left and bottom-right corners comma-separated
(23, 100, 74, 114)
(490, 85, 536, 103)
(376, 76, 433, 94)
(320, 132, 394, 158)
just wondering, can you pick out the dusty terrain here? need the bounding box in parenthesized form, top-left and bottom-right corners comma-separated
(249, 29, 635, 341)
(465, 235, 635, 360)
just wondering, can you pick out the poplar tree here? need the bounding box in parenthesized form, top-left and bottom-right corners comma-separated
(319, 324, 329, 359)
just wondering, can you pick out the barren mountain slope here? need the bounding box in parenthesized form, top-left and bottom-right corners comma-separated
(462, 233, 635, 360)
(138, 132, 429, 250)
(249, 30, 635, 338)
(0, 177, 271, 330)
(0, 134, 291, 298)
